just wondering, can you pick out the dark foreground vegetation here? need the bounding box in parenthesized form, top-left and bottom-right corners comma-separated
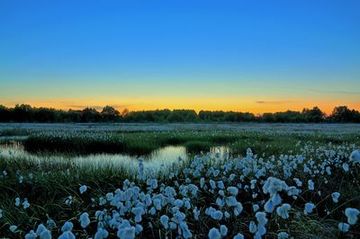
(1, 104, 360, 123)
(0, 127, 359, 238)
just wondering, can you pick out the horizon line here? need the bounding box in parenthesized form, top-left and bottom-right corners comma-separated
(1, 103, 358, 116)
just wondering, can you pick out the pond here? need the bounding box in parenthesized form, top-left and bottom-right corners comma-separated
(0, 144, 232, 177)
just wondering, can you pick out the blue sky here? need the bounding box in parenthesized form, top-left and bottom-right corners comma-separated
(0, 0, 359, 113)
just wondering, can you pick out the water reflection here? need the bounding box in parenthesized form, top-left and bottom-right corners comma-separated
(72, 146, 189, 177)
(146, 146, 188, 161)
(0, 144, 231, 177)
(72, 146, 231, 176)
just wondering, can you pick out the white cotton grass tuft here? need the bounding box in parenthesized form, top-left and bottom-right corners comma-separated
(345, 208, 359, 225)
(206, 207, 223, 221)
(307, 180, 314, 191)
(217, 181, 225, 189)
(277, 232, 289, 239)
(39, 230, 51, 239)
(132, 206, 145, 223)
(349, 150, 360, 164)
(22, 198, 30, 209)
(15, 197, 20, 207)
(160, 215, 169, 229)
(276, 203, 291, 219)
(342, 163, 349, 172)
(249, 221, 257, 233)
(272, 193, 282, 206)
(227, 186, 239, 196)
(79, 212, 90, 228)
(193, 207, 200, 221)
(304, 202, 316, 215)
(338, 222, 350, 233)
(46, 218, 56, 230)
(325, 166, 331, 175)
(255, 211, 268, 225)
(79, 185, 88, 194)
(208, 227, 221, 239)
(9, 225, 18, 233)
(253, 204, 260, 212)
(135, 224, 143, 235)
(233, 233, 244, 239)
(58, 231, 76, 239)
(64, 196, 73, 206)
(147, 179, 158, 189)
(225, 196, 236, 207)
(94, 227, 109, 239)
(18, 175, 24, 183)
(331, 192, 340, 203)
(35, 224, 47, 235)
(220, 225, 228, 236)
(262, 177, 288, 196)
(256, 224, 267, 237)
(25, 230, 37, 239)
(117, 224, 136, 239)
(293, 178, 302, 187)
(34, 224, 52, 239)
(95, 228, 109, 239)
(61, 221, 74, 232)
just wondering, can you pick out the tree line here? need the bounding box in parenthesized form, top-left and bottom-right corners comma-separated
(0, 104, 359, 123)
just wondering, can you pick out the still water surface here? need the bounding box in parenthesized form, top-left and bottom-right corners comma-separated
(0, 144, 232, 177)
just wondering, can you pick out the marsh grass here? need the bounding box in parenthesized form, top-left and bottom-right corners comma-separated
(0, 148, 193, 237)
(288, 215, 340, 239)
(21, 130, 360, 157)
(1, 149, 359, 238)
(0, 129, 29, 137)
(183, 141, 212, 153)
(1, 126, 360, 238)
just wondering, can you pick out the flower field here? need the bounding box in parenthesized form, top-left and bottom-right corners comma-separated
(0, 123, 359, 238)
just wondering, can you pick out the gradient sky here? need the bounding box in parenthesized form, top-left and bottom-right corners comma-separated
(1, 0, 360, 114)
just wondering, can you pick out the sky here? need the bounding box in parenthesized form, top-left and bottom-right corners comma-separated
(0, 0, 359, 114)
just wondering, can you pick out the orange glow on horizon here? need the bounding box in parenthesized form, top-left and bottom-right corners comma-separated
(1, 97, 359, 115)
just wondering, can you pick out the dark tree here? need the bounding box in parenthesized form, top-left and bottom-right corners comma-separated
(167, 110, 197, 122)
(302, 107, 325, 123)
(0, 105, 11, 122)
(101, 106, 120, 122)
(13, 104, 34, 122)
(0, 104, 359, 123)
(81, 108, 101, 122)
(330, 106, 359, 123)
